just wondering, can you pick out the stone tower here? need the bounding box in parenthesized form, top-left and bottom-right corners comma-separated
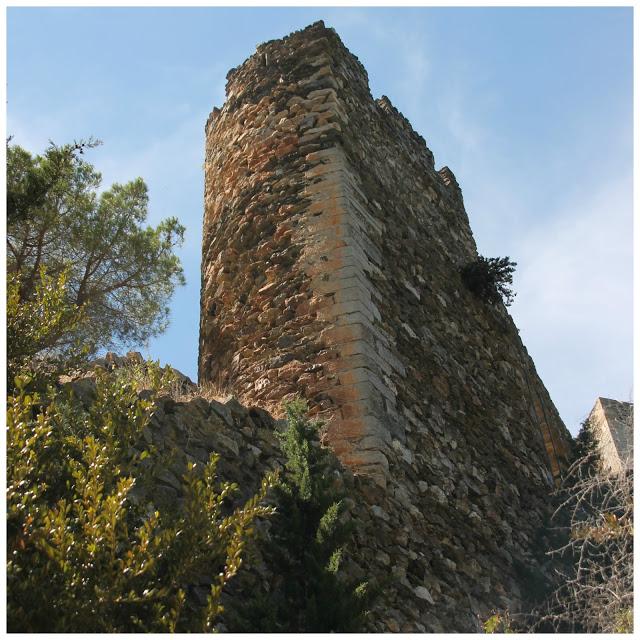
(200, 22, 574, 630)
(200, 20, 570, 484)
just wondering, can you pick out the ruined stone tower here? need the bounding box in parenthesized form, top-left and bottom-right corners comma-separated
(200, 22, 574, 630)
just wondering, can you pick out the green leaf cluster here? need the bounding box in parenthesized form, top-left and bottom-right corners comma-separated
(7, 139, 185, 353)
(7, 267, 87, 391)
(6, 370, 275, 632)
(231, 398, 374, 632)
(572, 418, 600, 469)
(483, 611, 515, 633)
(614, 607, 633, 633)
(461, 255, 517, 307)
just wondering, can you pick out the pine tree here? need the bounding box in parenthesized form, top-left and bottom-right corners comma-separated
(7, 140, 185, 353)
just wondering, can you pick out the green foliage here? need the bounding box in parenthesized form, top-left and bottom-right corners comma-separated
(483, 611, 514, 633)
(110, 357, 179, 397)
(231, 399, 373, 632)
(614, 607, 633, 633)
(461, 255, 517, 307)
(6, 368, 275, 632)
(573, 418, 600, 468)
(7, 138, 97, 227)
(7, 139, 185, 352)
(7, 267, 88, 391)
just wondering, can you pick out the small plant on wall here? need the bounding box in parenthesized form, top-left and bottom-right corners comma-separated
(461, 255, 517, 307)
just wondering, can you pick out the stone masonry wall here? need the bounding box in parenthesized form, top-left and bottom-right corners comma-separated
(199, 22, 574, 631)
(198, 25, 393, 480)
(586, 397, 633, 475)
(64, 363, 554, 632)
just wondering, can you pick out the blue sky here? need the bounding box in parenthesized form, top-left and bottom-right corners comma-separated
(6, 6, 633, 434)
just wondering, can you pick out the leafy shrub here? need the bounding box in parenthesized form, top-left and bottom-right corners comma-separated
(483, 610, 514, 633)
(6, 370, 275, 632)
(230, 399, 374, 632)
(461, 255, 517, 307)
(7, 268, 87, 391)
(614, 608, 633, 633)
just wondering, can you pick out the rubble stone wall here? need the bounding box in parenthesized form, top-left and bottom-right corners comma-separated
(103, 384, 546, 632)
(198, 21, 575, 631)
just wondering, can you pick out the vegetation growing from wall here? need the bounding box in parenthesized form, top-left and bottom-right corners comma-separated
(229, 399, 374, 632)
(461, 255, 517, 307)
